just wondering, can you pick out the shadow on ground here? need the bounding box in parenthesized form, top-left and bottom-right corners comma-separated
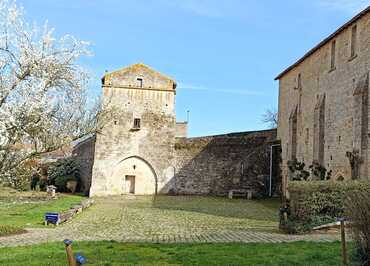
(151, 195, 280, 221)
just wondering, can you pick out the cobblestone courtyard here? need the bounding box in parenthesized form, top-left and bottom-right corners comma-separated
(0, 196, 339, 247)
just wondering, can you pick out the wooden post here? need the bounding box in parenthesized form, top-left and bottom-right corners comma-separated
(64, 239, 77, 266)
(340, 219, 348, 266)
(247, 190, 253, 200)
(228, 190, 233, 199)
(283, 211, 288, 222)
(282, 204, 288, 222)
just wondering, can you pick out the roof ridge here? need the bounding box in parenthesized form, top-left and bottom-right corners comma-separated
(104, 63, 177, 85)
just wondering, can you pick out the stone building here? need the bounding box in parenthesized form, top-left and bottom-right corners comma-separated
(88, 64, 179, 196)
(74, 63, 278, 196)
(276, 6, 370, 197)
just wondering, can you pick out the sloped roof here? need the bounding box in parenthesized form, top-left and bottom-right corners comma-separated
(103, 63, 177, 86)
(275, 5, 370, 80)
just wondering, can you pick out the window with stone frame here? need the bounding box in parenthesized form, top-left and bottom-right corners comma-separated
(133, 118, 141, 129)
(136, 78, 143, 88)
(350, 24, 358, 58)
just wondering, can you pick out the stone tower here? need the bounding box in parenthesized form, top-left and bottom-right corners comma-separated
(89, 63, 177, 196)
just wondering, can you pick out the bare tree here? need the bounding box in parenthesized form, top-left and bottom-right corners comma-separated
(0, 0, 111, 182)
(262, 109, 278, 129)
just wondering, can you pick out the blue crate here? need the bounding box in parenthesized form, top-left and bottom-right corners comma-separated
(45, 212, 60, 225)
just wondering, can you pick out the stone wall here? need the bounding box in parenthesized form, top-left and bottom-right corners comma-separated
(72, 136, 96, 195)
(277, 10, 370, 197)
(75, 129, 279, 197)
(167, 129, 278, 196)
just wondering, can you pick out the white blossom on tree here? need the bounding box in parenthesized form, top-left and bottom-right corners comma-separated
(0, 0, 107, 181)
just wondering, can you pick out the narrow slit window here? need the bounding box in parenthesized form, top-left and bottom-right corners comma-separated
(351, 25, 357, 58)
(330, 40, 336, 70)
(297, 73, 302, 89)
(305, 128, 309, 144)
(133, 118, 141, 129)
(137, 78, 143, 87)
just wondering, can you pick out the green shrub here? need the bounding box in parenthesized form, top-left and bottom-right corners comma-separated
(30, 172, 40, 190)
(287, 159, 310, 181)
(280, 219, 312, 234)
(54, 175, 78, 192)
(287, 159, 332, 181)
(283, 181, 370, 233)
(48, 157, 81, 192)
(309, 161, 332, 180)
(38, 178, 48, 191)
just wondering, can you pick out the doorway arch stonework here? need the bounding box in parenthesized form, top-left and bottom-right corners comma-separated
(111, 156, 158, 195)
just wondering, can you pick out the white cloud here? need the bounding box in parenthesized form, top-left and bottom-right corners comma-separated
(317, 0, 370, 13)
(179, 83, 266, 96)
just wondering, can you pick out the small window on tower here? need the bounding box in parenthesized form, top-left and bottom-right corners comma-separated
(133, 118, 141, 129)
(137, 78, 143, 88)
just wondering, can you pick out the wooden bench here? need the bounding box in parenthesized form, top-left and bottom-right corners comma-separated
(228, 189, 253, 200)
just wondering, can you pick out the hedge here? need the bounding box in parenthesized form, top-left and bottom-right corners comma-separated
(284, 181, 370, 233)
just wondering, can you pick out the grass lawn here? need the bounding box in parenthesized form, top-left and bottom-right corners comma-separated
(0, 186, 84, 233)
(0, 241, 343, 266)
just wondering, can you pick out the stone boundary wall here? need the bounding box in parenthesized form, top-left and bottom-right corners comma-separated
(72, 136, 96, 195)
(171, 129, 278, 196)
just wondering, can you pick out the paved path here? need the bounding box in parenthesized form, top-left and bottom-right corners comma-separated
(0, 196, 340, 247)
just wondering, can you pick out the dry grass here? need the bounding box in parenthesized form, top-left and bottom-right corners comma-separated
(0, 186, 49, 203)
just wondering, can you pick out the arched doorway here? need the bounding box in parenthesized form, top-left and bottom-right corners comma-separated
(113, 156, 158, 195)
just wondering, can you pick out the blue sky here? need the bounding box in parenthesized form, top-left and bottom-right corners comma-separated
(20, 0, 370, 137)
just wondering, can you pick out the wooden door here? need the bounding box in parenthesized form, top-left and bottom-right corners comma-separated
(125, 175, 135, 194)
